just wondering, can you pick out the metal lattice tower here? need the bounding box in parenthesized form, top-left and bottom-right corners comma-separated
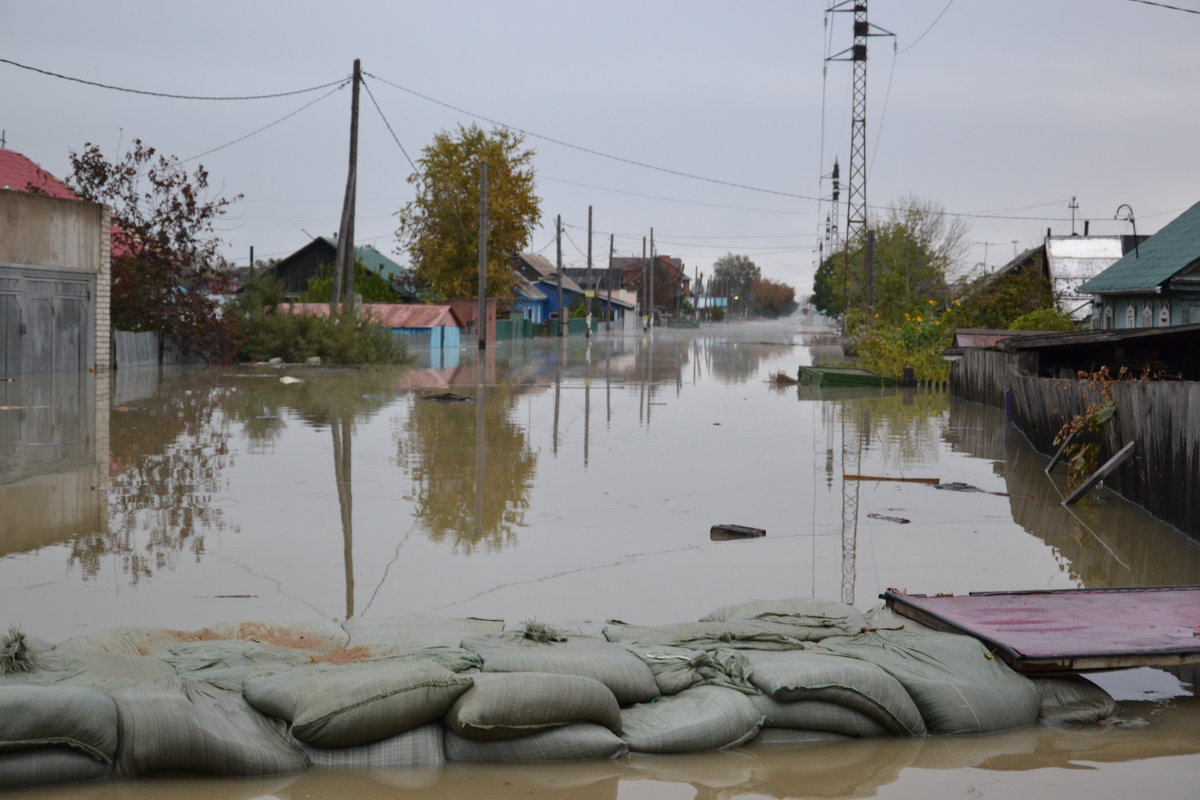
(827, 2, 892, 245)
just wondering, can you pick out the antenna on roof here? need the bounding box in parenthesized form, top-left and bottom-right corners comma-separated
(1, 130, 6, 149)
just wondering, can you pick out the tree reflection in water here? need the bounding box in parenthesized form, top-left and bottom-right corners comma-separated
(70, 369, 237, 583)
(396, 384, 537, 553)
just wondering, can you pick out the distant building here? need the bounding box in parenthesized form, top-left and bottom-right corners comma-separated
(1079, 201, 1200, 329)
(510, 253, 585, 319)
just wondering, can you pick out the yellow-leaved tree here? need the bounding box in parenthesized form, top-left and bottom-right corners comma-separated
(395, 124, 541, 301)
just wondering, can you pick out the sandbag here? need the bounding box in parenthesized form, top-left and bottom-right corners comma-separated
(445, 722, 629, 762)
(113, 679, 308, 777)
(294, 723, 444, 768)
(243, 659, 472, 748)
(742, 649, 925, 736)
(445, 672, 621, 742)
(619, 643, 757, 696)
(54, 626, 217, 656)
(751, 694, 891, 738)
(462, 632, 659, 705)
(818, 629, 1041, 734)
(0, 685, 118, 763)
(158, 640, 312, 690)
(0, 747, 112, 789)
(343, 615, 504, 657)
(204, 620, 350, 656)
(1033, 676, 1117, 727)
(619, 685, 765, 754)
(604, 621, 812, 652)
(750, 728, 850, 747)
(701, 597, 867, 641)
(0, 649, 177, 693)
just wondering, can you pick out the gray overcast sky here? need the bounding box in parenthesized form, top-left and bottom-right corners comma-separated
(2, 0, 1197, 296)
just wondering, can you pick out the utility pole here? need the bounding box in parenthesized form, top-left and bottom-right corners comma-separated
(865, 229, 876, 309)
(332, 58, 361, 312)
(606, 233, 614, 332)
(641, 237, 647, 332)
(649, 228, 655, 331)
(477, 161, 488, 349)
(1069, 196, 1079, 236)
(555, 214, 565, 337)
(586, 205, 593, 339)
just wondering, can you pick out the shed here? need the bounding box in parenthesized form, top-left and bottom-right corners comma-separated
(1078, 201, 1200, 329)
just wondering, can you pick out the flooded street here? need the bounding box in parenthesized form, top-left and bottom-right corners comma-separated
(3, 317, 1198, 799)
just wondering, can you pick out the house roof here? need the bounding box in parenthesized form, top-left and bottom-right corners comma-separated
(514, 273, 548, 301)
(0, 149, 76, 199)
(278, 303, 462, 329)
(1046, 236, 1127, 318)
(1078, 201, 1200, 294)
(315, 237, 408, 281)
(513, 253, 583, 293)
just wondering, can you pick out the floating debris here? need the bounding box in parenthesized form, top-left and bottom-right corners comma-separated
(845, 474, 940, 484)
(768, 371, 797, 385)
(710, 524, 766, 540)
(279, 376, 303, 385)
(422, 392, 473, 403)
(933, 482, 985, 492)
(867, 513, 911, 524)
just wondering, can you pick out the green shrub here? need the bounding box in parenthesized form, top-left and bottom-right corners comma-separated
(1008, 307, 1077, 331)
(237, 306, 410, 365)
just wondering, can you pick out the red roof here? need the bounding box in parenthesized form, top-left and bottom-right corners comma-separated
(0, 149, 77, 199)
(0, 148, 135, 259)
(279, 303, 464, 329)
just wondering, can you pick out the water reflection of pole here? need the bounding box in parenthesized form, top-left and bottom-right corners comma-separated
(474, 350, 486, 541)
(839, 404, 864, 606)
(552, 340, 563, 455)
(332, 414, 354, 619)
(584, 340, 592, 467)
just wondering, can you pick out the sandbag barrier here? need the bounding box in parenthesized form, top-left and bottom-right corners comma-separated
(0, 598, 1119, 790)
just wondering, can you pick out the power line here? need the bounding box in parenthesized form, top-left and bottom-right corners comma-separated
(542, 176, 810, 216)
(1125, 0, 1200, 13)
(0, 57, 348, 100)
(182, 82, 348, 163)
(897, 0, 956, 54)
(363, 70, 821, 202)
(361, 76, 421, 177)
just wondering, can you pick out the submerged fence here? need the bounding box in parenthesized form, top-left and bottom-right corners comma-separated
(951, 349, 1199, 537)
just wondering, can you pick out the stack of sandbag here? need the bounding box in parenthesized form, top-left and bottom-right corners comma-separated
(0, 599, 1123, 790)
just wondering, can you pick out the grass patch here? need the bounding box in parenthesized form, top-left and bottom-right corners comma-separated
(521, 619, 566, 643)
(1, 626, 41, 675)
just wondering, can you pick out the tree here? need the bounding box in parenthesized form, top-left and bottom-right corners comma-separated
(68, 140, 241, 362)
(396, 124, 540, 301)
(751, 278, 798, 318)
(822, 196, 968, 325)
(712, 253, 761, 317)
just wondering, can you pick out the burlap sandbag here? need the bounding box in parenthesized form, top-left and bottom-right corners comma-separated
(444, 722, 629, 762)
(244, 659, 472, 748)
(445, 672, 621, 742)
(619, 685, 765, 754)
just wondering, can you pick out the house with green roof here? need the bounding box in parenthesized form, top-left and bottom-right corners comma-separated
(271, 236, 412, 298)
(1079, 201, 1200, 329)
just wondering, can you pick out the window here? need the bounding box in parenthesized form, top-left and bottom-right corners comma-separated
(1124, 304, 1135, 328)
(1142, 303, 1152, 328)
(1159, 303, 1170, 326)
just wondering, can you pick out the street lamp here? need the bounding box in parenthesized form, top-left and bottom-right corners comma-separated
(1115, 204, 1139, 258)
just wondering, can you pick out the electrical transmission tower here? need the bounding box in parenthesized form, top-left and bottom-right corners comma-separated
(826, 2, 892, 245)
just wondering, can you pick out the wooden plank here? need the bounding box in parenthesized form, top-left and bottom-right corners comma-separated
(1044, 428, 1074, 474)
(844, 474, 940, 484)
(1061, 440, 1136, 506)
(883, 586, 1200, 674)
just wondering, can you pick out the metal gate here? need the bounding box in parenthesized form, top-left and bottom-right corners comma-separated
(0, 265, 94, 377)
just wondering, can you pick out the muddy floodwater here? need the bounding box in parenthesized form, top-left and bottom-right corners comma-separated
(3, 318, 1198, 799)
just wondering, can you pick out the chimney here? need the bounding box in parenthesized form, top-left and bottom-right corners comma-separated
(1084, 220, 1089, 236)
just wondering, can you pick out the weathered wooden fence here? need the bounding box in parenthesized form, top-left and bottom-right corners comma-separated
(952, 349, 1199, 537)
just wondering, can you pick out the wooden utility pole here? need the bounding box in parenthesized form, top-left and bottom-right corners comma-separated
(649, 227, 655, 331)
(641, 237, 647, 332)
(606, 233, 614, 332)
(332, 58, 361, 312)
(555, 214, 565, 337)
(477, 161, 488, 349)
(585, 205, 593, 339)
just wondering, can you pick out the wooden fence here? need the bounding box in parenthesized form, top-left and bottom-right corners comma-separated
(952, 349, 1199, 537)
